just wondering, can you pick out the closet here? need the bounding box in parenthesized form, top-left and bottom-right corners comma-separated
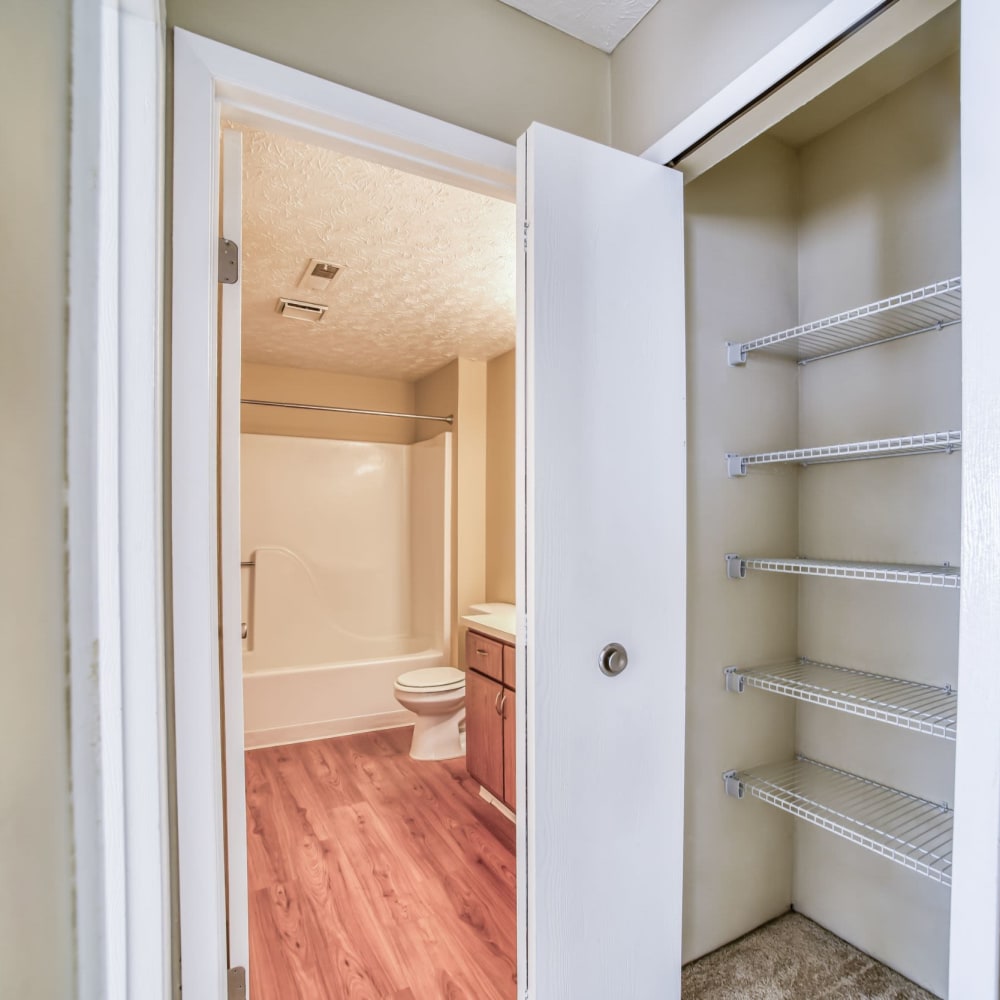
(683, 6, 960, 995)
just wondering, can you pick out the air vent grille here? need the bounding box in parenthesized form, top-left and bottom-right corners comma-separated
(276, 297, 328, 322)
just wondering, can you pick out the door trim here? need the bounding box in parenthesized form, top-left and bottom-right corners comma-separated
(68, 2, 169, 997)
(171, 30, 516, 997)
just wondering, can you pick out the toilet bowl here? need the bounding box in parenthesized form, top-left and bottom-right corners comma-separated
(393, 666, 466, 761)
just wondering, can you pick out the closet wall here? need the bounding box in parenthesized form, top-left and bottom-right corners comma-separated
(686, 51, 960, 996)
(793, 53, 960, 995)
(684, 136, 800, 961)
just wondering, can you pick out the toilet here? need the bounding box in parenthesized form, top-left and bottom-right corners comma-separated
(393, 666, 466, 761)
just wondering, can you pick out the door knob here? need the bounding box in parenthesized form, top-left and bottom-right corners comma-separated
(599, 642, 628, 677)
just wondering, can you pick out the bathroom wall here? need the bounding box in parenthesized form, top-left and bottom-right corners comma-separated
(410, 434, 453, 654)
(0, 1, 74, 996)
(486, 349, 516, 605)
(416, 358, 489, 665)
(791, 55, 960, 997)
(241, 362, 416, 443)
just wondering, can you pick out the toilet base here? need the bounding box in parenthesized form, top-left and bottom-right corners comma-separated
(408, 706, 465, 761)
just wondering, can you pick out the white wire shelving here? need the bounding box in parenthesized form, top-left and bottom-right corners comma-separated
(725, 659, 957, 741)
(726, 277, 962, 366)
(723, 756, 953, 885)
(725, 430, 961, 477)
(725, 554, 959, 588)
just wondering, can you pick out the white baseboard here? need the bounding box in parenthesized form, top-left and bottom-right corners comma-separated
(479, 785, 516, 822)
(244, 709, 412, 749)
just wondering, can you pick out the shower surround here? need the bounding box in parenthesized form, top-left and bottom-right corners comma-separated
(240, 432, 452, 747)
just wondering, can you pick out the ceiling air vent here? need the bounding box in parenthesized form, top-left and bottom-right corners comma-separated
(298, 258, 343, 293)
(276, 297, 328, 322)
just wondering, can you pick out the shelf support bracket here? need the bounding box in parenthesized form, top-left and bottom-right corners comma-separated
(726, 453, 748, 477)
(723, 771, 744, 799)
(724, 666, 745, 693)
(727, 341, 747, 366)
(726, 553, 746, 580)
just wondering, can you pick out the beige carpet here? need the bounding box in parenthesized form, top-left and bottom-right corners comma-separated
(682, 913, 939, 1000)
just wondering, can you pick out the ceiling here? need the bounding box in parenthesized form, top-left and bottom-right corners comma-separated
(498, 0, 659, 53)
(236, 125, 516, 381)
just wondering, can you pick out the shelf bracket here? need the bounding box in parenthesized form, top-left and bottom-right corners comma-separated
(727, 341, 747, 366)
(723, 770, 744, 798)
(724, 666, 745, 693)
(726, 453, 748, 477)
(726, 553, 746, 580)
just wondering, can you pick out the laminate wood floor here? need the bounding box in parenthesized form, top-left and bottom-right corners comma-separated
(246, 727, 517, 1000)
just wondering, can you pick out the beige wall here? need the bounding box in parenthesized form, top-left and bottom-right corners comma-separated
(167, 0, 611, 147)
(0, 0, 74, 996)
(683, 136, 800, 963)
(241, 362, 417, 443)
(485, 350, 516, 604)
(791, 55, 960, 997)
(610, 0, 832, 154)
(416, 359, 488, 665)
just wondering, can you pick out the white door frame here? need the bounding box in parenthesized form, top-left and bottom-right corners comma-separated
(218, 126, 249, 979)
(171, 29, 517, 998)
(68, 1, 169, 998)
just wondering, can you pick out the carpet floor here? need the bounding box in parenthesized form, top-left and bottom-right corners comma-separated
(682, 913, 939, 1000)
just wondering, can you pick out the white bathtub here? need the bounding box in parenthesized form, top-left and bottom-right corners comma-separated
(243, 644, 444, 749)
(239, 432, 453, 748)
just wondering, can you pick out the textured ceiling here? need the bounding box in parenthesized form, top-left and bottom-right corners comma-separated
(236, 125, 515, 381)
(498, 0, 659, 52)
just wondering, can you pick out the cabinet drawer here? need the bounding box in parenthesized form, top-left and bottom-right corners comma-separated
(502, 643, 516, 689)
(465, 630, 503, 682)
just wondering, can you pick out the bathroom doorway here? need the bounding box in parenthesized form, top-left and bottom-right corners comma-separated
(173, 31, 688, 1000)
(227, 120, 519, 998)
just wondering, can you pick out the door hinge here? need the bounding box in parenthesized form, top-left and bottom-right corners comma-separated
(522, 219, 530, 252)
(219, 237, 239, 284)
(227, 966, 246, 1000)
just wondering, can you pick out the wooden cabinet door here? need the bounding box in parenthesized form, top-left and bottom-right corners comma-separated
(502, 686, 516, 811)
(465, 669, 504, 800)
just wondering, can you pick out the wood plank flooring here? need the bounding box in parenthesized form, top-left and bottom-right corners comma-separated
(246, 727, 517, 1000)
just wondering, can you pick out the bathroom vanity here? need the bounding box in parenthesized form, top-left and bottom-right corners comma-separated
(464, 628, 516, 814)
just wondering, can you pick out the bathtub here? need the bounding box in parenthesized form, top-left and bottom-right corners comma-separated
(239, 433, 453, 748)
(243, 644, 445, 749)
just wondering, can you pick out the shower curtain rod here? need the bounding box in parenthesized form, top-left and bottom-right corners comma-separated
(241, 398, 454, 424)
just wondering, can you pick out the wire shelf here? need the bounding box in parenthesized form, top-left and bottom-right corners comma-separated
(726, 430, 961, 477)
(726, 554, 959, 588)
(726, 659, 957, 740)
(723, 756, 953, 885)
(726, 277, 962, 366)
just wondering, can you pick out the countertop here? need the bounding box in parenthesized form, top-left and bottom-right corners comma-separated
(460, 606, 516, 644)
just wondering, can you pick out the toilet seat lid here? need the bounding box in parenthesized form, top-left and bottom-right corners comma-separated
(395, 666, 465, 692)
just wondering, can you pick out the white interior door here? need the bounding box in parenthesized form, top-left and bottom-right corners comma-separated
(517, 123, 687, 998)
(220, 127, 250, 986)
